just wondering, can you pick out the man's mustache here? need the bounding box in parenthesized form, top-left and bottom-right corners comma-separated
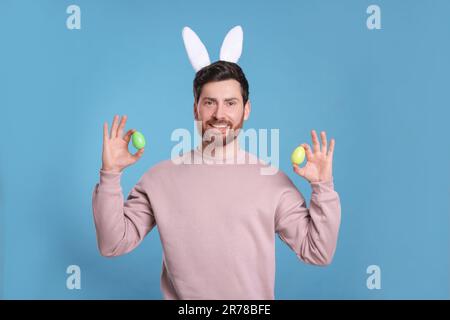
(206, 120, 234, 127)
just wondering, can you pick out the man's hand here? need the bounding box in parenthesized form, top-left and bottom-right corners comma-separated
(101, 115, 144, 173)
(293, 130, 335, 183)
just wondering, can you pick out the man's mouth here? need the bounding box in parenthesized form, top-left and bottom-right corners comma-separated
(209, 123, 231, 130)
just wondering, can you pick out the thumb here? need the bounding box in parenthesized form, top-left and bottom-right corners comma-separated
(131, 147, 145, 162)
(293, 163, 306, 177)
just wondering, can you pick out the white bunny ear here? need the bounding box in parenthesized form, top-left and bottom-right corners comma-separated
(220, 25, 243, 63)
(182, 26, 211, 72)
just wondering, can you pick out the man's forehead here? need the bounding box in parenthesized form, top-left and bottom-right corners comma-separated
(200, 80, 242, 100)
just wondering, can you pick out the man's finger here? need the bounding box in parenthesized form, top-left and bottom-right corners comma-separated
(117, 115, 127, 138)
(110, 115, 119, 138)
(301, 143, 313, 161)
(103, 122, 109, 141)
(132, 148, 145, 161)
(311, 129, 320, 153)
(327, 138, 335, 158)
(124, 129, 136, 143)
(321, 131, 327, 154)
(293, 164, 305, 177)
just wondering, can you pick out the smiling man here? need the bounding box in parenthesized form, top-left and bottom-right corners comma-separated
(193, 62, 250, 160)
(91, 26, 341, 300)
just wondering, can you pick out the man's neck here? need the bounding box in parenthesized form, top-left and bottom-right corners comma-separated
(199, 138, 241, 161)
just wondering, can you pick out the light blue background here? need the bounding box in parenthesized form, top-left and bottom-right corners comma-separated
(0, 0, 448, 299)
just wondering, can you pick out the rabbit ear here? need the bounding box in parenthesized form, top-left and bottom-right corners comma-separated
(182, 26, 211, 72)
(219, 25, 243, 63)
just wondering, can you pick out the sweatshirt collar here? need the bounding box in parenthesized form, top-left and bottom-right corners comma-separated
(194, 140, 245, 163)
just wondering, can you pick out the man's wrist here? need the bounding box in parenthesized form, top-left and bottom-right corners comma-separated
(101, 166, 122, 174)
(310, 178, 335, 193)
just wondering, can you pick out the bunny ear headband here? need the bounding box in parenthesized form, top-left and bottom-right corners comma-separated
(182, 25, 243, 72)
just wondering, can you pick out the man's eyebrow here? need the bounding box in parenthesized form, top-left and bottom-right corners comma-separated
(202, 97, 239, 102)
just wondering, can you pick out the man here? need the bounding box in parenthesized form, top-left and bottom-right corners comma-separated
(92, 26, 341, 300)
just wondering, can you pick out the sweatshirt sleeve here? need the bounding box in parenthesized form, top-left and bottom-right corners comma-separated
(274, 174, 341, 266)
(91, 169, 156, 257)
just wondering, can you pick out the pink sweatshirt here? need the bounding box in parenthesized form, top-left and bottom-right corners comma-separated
(92, 146, 341, 299)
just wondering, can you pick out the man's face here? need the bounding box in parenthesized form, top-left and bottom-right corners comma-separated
(194, 79, 251, 146)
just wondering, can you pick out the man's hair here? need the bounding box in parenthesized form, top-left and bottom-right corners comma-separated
(193, 60, 249, 105)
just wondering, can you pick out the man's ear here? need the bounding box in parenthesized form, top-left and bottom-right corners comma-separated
(244, 100, 251, 121)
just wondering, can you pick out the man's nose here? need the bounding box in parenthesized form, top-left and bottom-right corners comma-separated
(213, 103, 227, 119)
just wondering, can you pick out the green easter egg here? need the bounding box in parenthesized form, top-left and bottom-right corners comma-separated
(291, 146, 305, 165)
(132, 131, 146, 150)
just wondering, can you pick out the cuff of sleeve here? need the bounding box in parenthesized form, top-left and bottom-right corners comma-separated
(310, 178, 335, 194)
(98, 169, 122, 192)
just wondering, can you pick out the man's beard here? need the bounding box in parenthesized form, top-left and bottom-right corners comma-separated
(200, 114, 244, 147)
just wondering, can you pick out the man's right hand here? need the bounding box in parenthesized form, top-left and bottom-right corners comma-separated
(101, 115, 144, 173)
